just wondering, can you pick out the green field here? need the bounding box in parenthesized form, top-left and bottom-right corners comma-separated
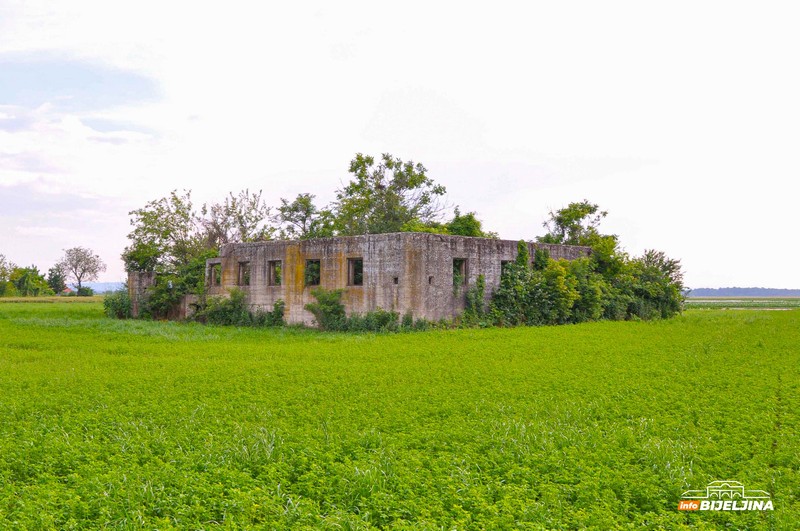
(685, 297, 800, 309)
(1, 302, 797, 529)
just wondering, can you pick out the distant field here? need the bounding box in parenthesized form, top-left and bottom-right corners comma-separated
(0, 302, 797, 529)
(685, 297, 800, 309)
(0, 295, 105, 304)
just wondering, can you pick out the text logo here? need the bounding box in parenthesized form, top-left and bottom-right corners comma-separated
(678, 481, 773, 511)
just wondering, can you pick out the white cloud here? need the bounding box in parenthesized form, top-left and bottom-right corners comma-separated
(1, 1, 799, 287)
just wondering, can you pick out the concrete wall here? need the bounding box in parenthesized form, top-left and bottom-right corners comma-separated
(206, 233, 590, 325)
(128, 270, 156, 318)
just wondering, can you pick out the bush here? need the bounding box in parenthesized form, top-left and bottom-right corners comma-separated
(462, 274, 488, 327)
(305, 288, 430, 332)
(490, 240, 684, 327)
(104, 289, 132, 319)
(252, 299, 286, 327)
(77, 286, 95, 297)
(197, 288, 251, 326)
(194, 290, 286, 328)
(304, 288, 347, 330)
(137, 250, 219, 319)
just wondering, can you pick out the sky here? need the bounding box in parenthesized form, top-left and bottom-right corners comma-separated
(1, 1, 799, 289)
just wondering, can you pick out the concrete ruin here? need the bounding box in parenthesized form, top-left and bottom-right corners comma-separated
(197, 233, 591, 324)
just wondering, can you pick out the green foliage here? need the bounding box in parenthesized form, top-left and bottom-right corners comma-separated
(445, 208, 497, 238)
(304, 288, 430, 332)
(462, 274, 487, 326)
(532, 247, 549, 271)
(488, 237, 683, 327)
(193, 290, 285, 327)
(1, 301, 797, 529)
(398, 218, 449, 234)
(304, 260, 321, 286)
(76, 286, 94, 297)
(275, 193, 335, 239)
(139, 250, 218, 319)
(201, 189, 276, 246)
(0, 281, 16, 297)
(9, 265, 54, 297)
(335, 153, 447, 235)
(537, 199, 623, 277)
(627, 249, 685, 319)
(567, 257, 606, 323)
(123, 189, 207, 273)
(57, 247, 106, 293)
(251, 299, 286, 327)
(538, 199, 608, 246)
(527, 259, 579, 325)
(103, 289, 132, 319)
(197, 288, 251, 326)
(0, 253, 12, 284)
(46, 264, 67, 293)
(515, 239, 530, 267)
(304, 288, 347, 330)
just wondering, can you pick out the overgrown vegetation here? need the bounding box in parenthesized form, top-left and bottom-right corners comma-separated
(120, 153, 497, 322)
(482, 200, 685, 326)
(118, 155, 681, 331)
(193, 289, 285, 327)
(304, 288, 432, 332)
(103, 288, 132, 319)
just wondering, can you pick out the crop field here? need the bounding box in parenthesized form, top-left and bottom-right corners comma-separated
(684, 297, 800, 310)
(0, 302, 798, 529)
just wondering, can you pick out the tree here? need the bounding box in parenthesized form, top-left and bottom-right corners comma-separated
(334, 153, 447, 235)
(0, 254, 15, 297)
(539, 200, 609, 246)
(9, 265, 53, 296)
(445, 208, 497, 238)
(123, 190, 205, 272)
(58, 247, 106, 294)
(538, 200, 622, 277)
(47, 264, 68, 293)
(201, 189, 276, 247)
(275, 193, 335, 239)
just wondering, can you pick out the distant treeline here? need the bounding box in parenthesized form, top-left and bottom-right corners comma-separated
(688, 287, 800, 297)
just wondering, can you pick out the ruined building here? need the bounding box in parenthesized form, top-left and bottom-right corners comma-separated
(204, 233, 589, 324)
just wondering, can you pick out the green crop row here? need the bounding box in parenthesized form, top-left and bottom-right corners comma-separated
(0, 302, 797, 529)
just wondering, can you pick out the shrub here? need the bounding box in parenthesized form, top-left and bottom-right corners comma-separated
(304, 288, 346, 330)
(104, 289, 132, 319)
(462, 274, 488, 327)
(197, 288, 251, 326)
(305, 288, 427, 333)
(137, 250, 219, 319)
(77, 286, 95, 297)
(252, 299, 286, 327)
(490, 240, 683, 327)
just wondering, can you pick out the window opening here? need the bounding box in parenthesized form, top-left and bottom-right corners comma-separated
(305, 259, 321, 286)
(268, 260, 282, 286)
(348, 258, 364, 286)
(453, 258, 467, 286)
(209, 264, 221, 286)
(238, 262, 251, 286)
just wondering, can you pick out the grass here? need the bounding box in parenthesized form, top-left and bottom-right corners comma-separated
(0, 301, 798, 529)
(685, 297, 800, 309)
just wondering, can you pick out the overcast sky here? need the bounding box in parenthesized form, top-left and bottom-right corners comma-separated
(1, 1, 798, 289)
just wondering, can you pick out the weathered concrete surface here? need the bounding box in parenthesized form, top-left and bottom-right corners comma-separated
(128, 271, 156, 318)
(206, 233, 591, 325)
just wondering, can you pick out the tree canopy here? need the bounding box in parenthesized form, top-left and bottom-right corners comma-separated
(334, 153, 447, 235)
(57, 247, 107, 293)
(123, 154, 495, 274)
